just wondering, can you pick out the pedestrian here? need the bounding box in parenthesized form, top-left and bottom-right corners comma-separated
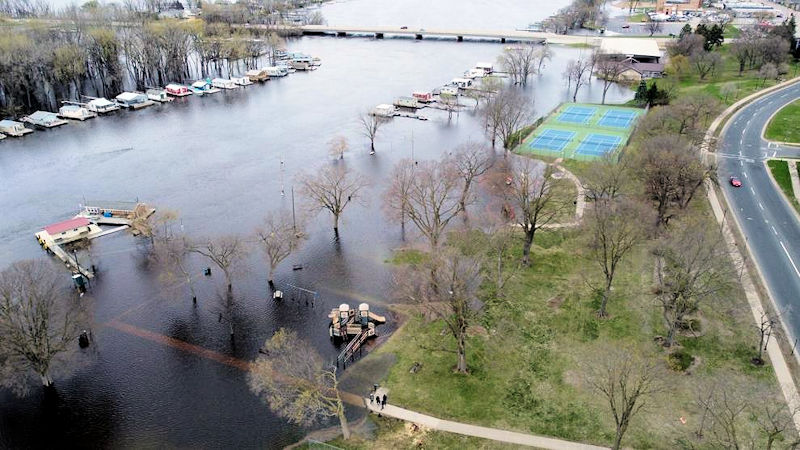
(369, 392, 374, 405)
(381, 393, 387, 410)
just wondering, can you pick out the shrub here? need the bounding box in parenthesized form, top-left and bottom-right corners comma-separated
(668, 350, 694, 371)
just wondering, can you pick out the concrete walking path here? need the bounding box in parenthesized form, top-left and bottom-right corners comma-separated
(364, 391, 606, 449)
(789, 159, 800, 202)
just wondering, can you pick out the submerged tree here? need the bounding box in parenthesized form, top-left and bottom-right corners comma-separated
(449, 142, 494, 213)
(358, 111, 387, 155)
(481, 87, 534, 151)
(299, 165, 368, 235)
(249, 328, 351, 439)
(191, 234, 248, 295)
(0, 260, 90, 392)
(255, 213, 305, 289)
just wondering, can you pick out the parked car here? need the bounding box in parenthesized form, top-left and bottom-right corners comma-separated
(621, 24, 631, 29)
(400, 26, 408, 29)
(730, 176, 742, 187)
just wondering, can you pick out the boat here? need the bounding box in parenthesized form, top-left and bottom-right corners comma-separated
(86, 97, 120, 114)
(231, 76, 252, 87)
(265, 66, 289, 77)
(450, 77, 473, 88)
(0, 133, 5, 141)
(116, 92, 154, 109)
(211, 78, 237, 89)
(191, 80, 221, 94)
(289, 59, 315, 71)
(412, 91, 434, 103)
(275, 62, 296, 74)
(21, 111, 68, 128)
(311, 56, 322, 67)
(165, 83, 192, 97)
(463, 68, 486, 79)
(146, 88, 173, 102)
(476, 62, 494, 75)
(372, 104, 396, 117)
(394, 96, 419, 108)
(58, 104, 97, 121)
(0, 119, 34, 137)
(440, 85, 459, 96)
(245, 69, 269, 82)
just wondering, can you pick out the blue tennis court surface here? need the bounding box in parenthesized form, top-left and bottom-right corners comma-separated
(557, 105, 597, 124)
(576, 134, 622, 156)
(529, 129, 575, 152)
(597, 110, 638, 128)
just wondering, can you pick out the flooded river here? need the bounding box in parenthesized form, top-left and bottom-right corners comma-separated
(0, 1, 634, 448)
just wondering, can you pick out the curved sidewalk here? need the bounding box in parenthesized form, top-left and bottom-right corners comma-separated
(364, 398, 607, 449)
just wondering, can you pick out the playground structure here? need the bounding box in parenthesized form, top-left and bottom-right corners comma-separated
(330, 303, 387, 367)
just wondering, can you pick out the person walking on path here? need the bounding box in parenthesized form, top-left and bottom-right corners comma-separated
(369, 392, 374, 405)
(381, 394, 387, 410)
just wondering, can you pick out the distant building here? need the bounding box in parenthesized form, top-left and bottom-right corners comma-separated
(617, 61, 666, 81)
(598, 38, 663, 63)
(656, 0, 702, 13)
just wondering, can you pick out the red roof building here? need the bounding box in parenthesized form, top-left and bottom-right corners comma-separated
(44, 217, 90, 235)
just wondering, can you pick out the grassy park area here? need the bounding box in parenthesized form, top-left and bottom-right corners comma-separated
(766, 100, 800, 143)
(767, 159, 800, 213)
(355, 197, 783, 448)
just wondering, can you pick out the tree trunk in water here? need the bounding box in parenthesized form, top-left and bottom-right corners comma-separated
(40, 372, 53, 387)
(456, 334, 468, 374)
(370, 140, 375, 154)
(333, 214, 340, 234)
(338, 403, 351, 440)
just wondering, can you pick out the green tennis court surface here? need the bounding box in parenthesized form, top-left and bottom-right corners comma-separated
(517, 103, 643, 161)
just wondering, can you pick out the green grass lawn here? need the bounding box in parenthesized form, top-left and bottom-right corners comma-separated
(767, 159, 800, 213)
(672, 46, 800, 106)
(766, 100, 800, 143)
(361, 197, 783, 448)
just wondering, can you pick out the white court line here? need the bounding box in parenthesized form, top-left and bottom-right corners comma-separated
(780, 241, 800, 279)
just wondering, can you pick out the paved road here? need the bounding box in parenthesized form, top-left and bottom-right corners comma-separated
(719, 83, 800, 344)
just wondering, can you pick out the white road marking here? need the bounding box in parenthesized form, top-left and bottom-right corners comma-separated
(772, 225, 778, 235)
(750, 186, 756, 195)
(744, 172, 749, 178)
(759, 201, 764, 210)
(740, 160, 744, 166)
(780, 241, 800, 279)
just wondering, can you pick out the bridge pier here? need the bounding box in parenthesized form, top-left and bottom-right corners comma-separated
(415, 34, 423, 40)
(457, 35, 463, 42)
(375, 32, 384, 39)
(501, 37, 506, 43)
(336, 31, 346, 37)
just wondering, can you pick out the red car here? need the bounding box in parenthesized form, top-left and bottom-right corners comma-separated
(730, 176, 742, 187)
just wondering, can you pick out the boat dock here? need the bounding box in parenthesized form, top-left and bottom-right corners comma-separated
(35, 202, 155, 279)
(395, 110, 428, 121)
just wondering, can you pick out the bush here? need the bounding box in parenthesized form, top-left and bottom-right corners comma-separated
(668, 350, 694, 371)
(677, 317, 701, 332)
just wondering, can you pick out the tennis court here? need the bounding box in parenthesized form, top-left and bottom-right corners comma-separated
(576, 134, 622, 157)
(556, 105, 597, 125)
(516, 103, 643, 161)
(597, 109, 639, 128)
(529, 129, 575, 152)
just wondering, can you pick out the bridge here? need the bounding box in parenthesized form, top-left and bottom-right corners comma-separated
(299, 25, 670, 47)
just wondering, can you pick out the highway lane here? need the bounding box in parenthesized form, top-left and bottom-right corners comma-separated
(719, 82, 800, 343)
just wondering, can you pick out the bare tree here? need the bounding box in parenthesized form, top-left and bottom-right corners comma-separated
(328, 135, 348, 160)
(439, 92, 460, 122)
(689, 50, 722, 80)
(299, 165, 368, 235)
(255, 213, 305, 290)
(481, 87, 534, 152)
(587, 199, 652, 317)
(358, 111, 387, 155)
(654, 219, 736, 347)
(248, 328, 350, 439)
(509, 159, 567, 265)
(498, 43, 543, 86)
(587, 349, 660, 450)
(636, 135, 712, 226)
(383, 158, 416, 239)
(720, 82, 737, 103)
(0, 260, 90, 392)
(152, 229, 199, 304)
(564, 57, 592, 102)
(594, 58, 625, 105)
(582, 153, 631, 202)
(395, 250, 482, 374)
(449, 142, 494, 212)
(191, 235, 247, 295)
(645, 18, 663, 37)
(759, 62, 779, 88)
(754, 309, 782, 366)
(385, 158, 462, 248)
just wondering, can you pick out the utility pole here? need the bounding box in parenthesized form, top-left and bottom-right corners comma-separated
(280, 158, 285, 197)
(291, 186, 297, 234)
